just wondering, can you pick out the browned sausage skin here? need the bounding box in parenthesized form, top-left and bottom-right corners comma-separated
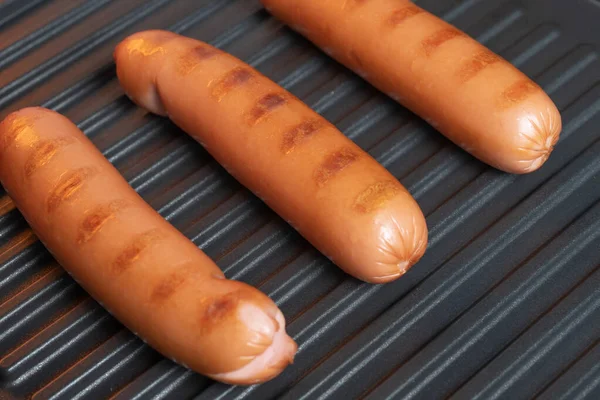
(0, 107, 297, 385)
(113, 30, 428, 284)
(260, 0, 562, 174)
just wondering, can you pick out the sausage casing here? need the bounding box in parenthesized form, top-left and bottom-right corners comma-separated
(261, 0, 563, 174)
(114, 30, 428, 283)
(0, 107, 297, 385)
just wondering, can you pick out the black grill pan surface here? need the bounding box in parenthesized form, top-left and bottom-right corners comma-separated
(0, 0, 599, 399)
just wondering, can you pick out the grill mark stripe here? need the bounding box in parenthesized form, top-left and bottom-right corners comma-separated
(211, 67, 254, 102)
(151, 264, 199, 303)
(422, 28, 465, 56)
(24, 137, 76, 179)
(458, 49, 502, 82)
(0, 114, 41, 155)
(282, 118, 326, 154)
(113, 228, 164, 273)
(500, 79, 541, 108)
(247, 93, 288, 126)
(177, 44, 220, 75)
(46, 167, 97, 214)
(77, 199, 131, 245)
(353, 180, 403, 213)
(388, 4, 424, 26)
(315, 147, 360, 187)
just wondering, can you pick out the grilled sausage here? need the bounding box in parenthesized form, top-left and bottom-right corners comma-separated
(0, 107, 297, 385)
(261, 0, 562, 174)
(113, 30, 428, 284)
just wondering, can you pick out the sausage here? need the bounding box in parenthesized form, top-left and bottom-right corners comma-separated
(0, 107, 297, 385)
(260, 0, 563, 174)
(113, 30, 428, 284)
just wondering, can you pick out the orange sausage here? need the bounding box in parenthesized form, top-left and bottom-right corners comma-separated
(113, 30, 428, 284)
(261, 0, 563, 174)
(0, 107, 296, 385)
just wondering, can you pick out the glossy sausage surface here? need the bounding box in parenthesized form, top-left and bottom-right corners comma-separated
(0, 107, 297, 385)
(261, 0, 562, 174)
(114, 30, 428, 284)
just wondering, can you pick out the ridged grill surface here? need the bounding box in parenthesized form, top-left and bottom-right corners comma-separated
(0, 0, 599, 399)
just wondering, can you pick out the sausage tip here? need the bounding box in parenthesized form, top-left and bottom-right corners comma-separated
(364, 211, 428, 284)
(512, 104, 562, 174)
(114, 31, 176, 116)
(208, 308, 297, 385)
